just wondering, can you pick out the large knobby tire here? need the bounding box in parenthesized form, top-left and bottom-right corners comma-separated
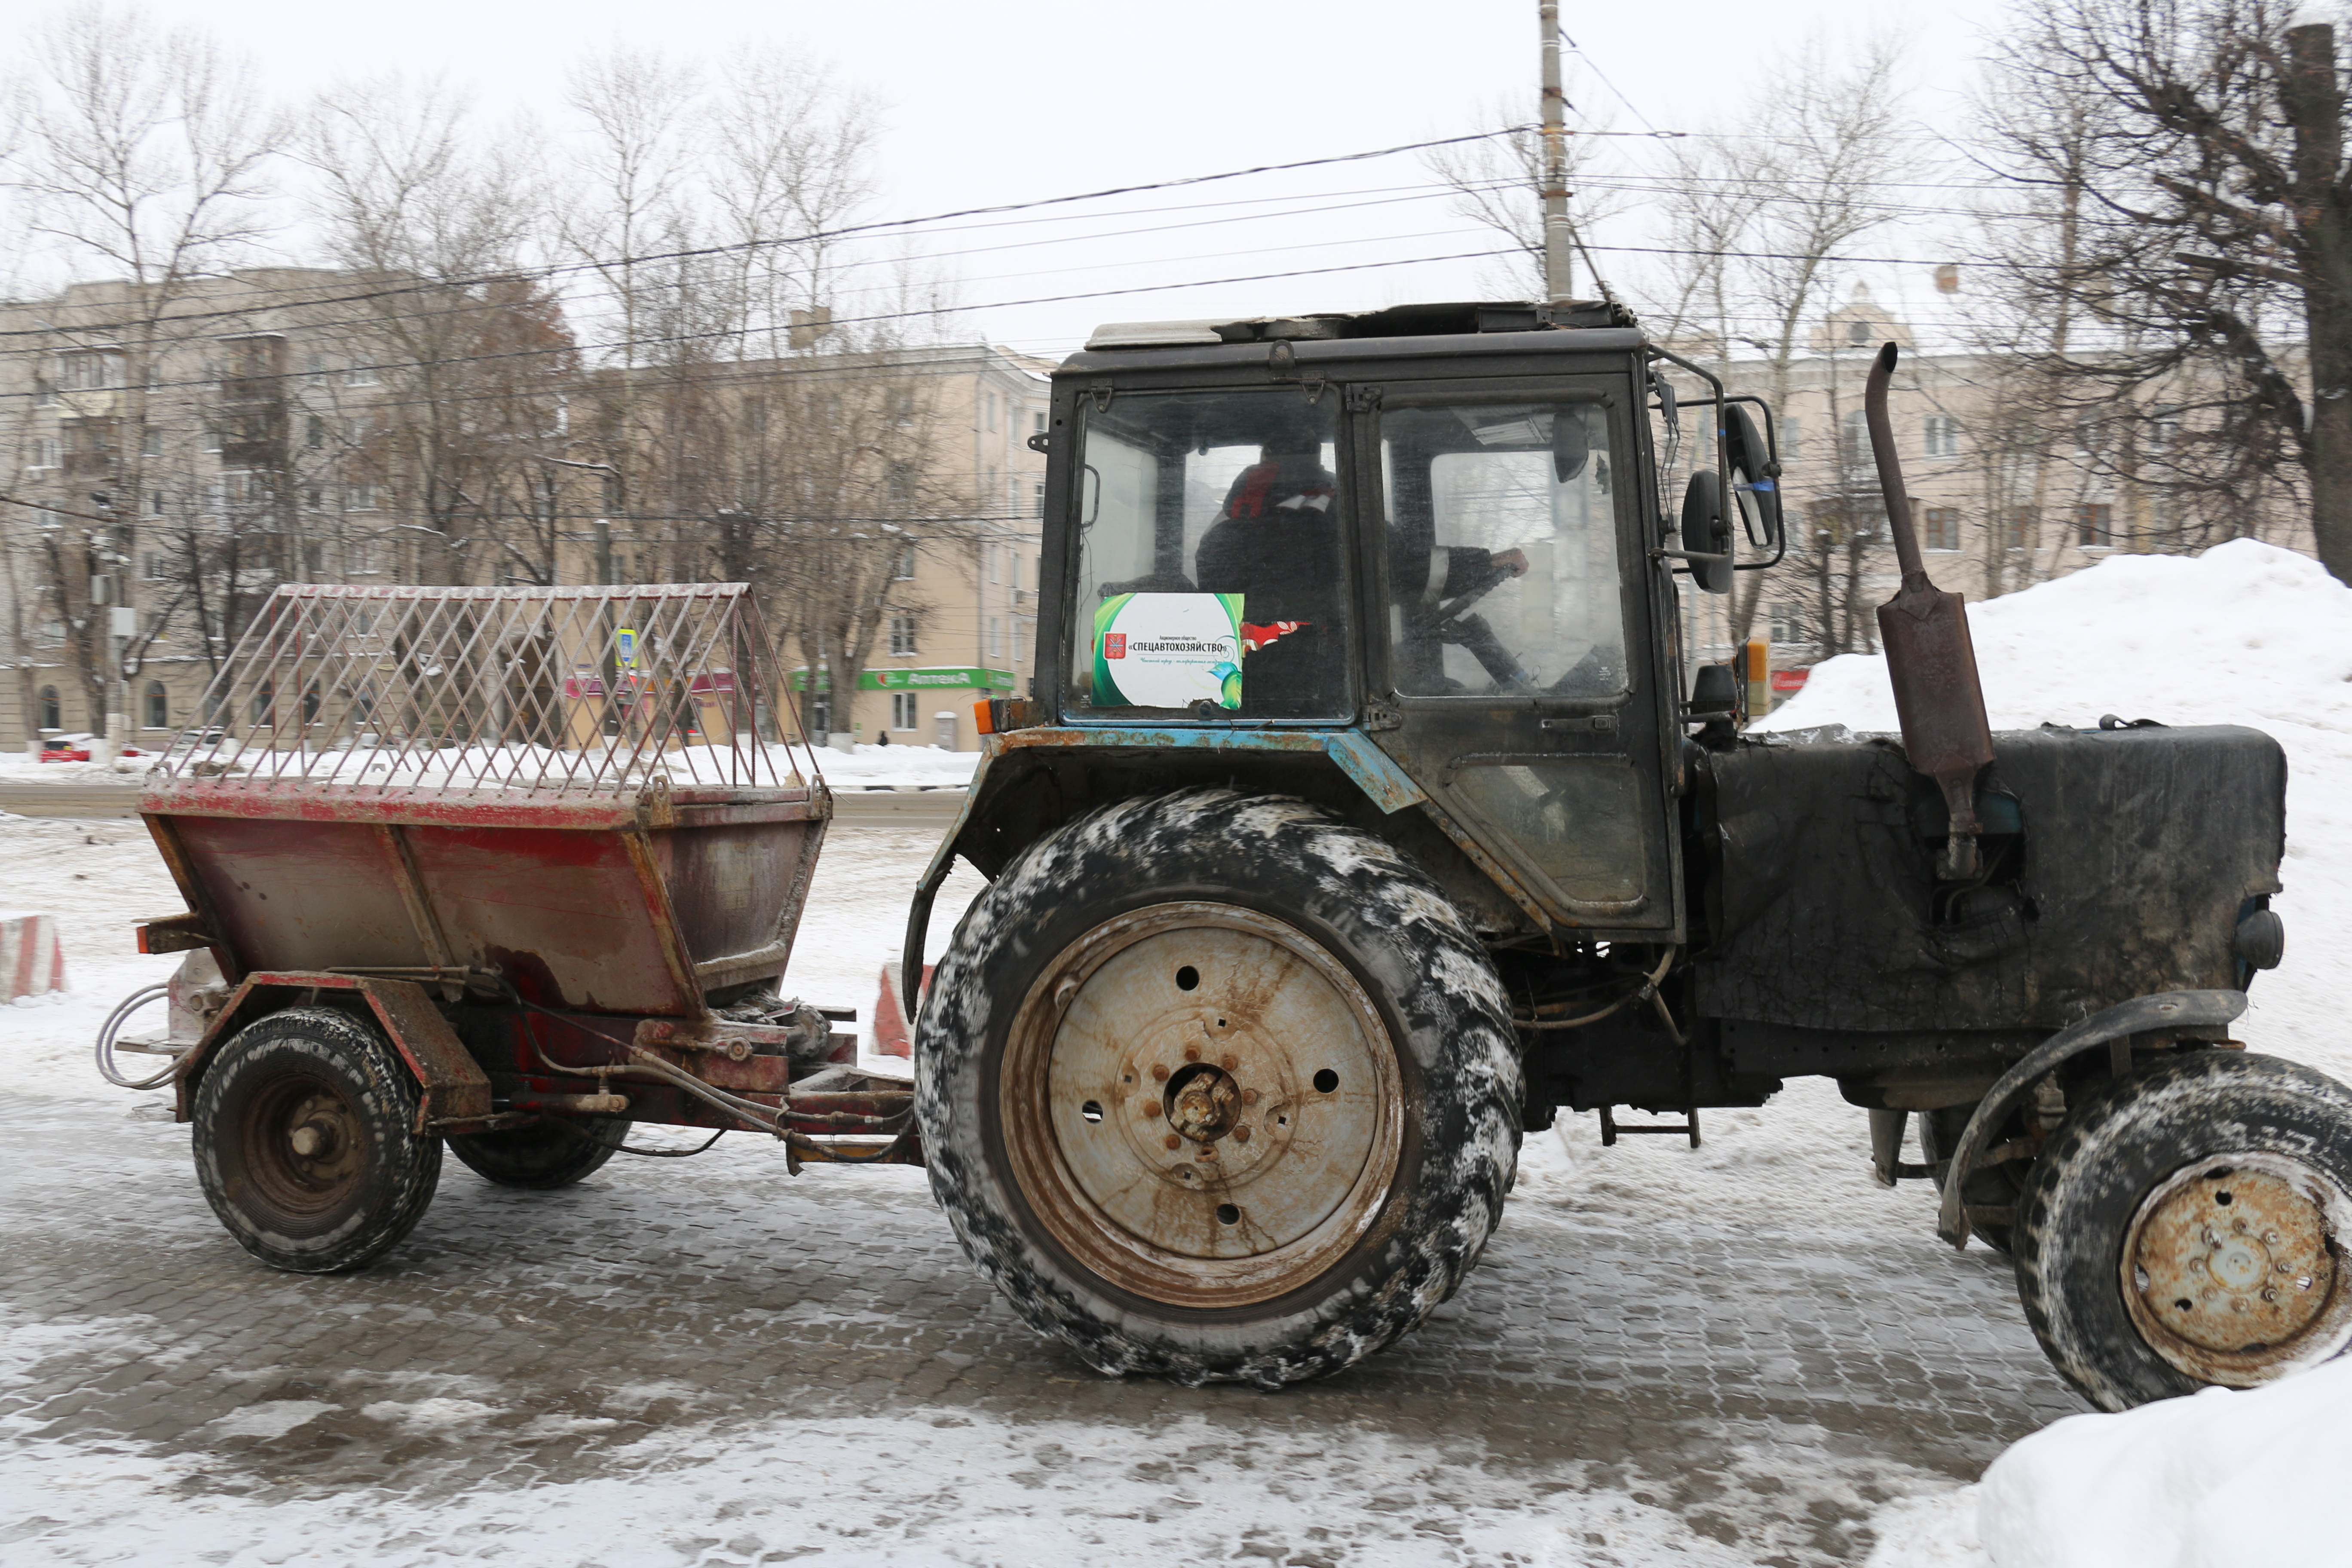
(2012, 1050, 2352, 1411)
(916, 789, 1522, 1388)
(446, 1116, 630, 1189)
(190, 1006, 442, 1273)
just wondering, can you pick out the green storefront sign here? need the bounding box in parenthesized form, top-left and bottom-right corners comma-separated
(790, 666, 1015, 692)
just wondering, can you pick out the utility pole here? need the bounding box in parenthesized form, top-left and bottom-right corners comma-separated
(1538, 0, 1574, 304)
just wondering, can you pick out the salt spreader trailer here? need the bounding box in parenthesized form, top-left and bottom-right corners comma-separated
(107, 583, 909, 1273)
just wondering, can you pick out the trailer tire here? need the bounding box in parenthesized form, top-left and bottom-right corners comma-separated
(445, 1116, 629, 1189)
(917, 789, 1520, 1388)
(2012, 1050, 2352, 1411)
(190, 1006, 442, 1273)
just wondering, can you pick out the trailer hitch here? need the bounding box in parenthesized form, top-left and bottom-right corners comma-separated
(1936, 989, 2248, 1249)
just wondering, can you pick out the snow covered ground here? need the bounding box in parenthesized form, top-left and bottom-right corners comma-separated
(1758, 541, 2352, 1568)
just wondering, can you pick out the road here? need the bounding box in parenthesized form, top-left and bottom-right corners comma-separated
(0, 815, 2079, 1567)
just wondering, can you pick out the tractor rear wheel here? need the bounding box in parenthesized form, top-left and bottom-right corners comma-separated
(446, 1115, 629, 1189)
(917, 789, 1521, 1387)
(190, 1006, 442, 1273)
(2012, 1050, 2352, 1410)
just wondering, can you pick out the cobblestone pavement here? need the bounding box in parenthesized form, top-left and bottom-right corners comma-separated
(0, 820, 2087, 1566)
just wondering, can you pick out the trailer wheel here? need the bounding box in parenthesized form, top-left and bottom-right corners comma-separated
(445, 1116, 630, 1189)
(190, 1006, 442, 1273)
(917, 789, 1521, 1388)
(2012, 1050, 2352, 1411)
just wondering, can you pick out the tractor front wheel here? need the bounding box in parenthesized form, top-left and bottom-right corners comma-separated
(190, 1006, 442, 1273)
(917, 790, 1521, 1387)
(2012, 1050, 2352, 1410)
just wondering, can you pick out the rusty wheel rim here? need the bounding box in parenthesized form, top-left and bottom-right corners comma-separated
(2121, 1152, 2352, 1386)
(1000, 901, 1405, 1310)
(234, 1070, 370, 1224)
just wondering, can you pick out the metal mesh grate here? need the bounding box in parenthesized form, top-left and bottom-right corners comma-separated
(153, 583, 818, 797)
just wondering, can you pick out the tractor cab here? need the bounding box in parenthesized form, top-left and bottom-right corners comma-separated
(929, 300, 1780, 947)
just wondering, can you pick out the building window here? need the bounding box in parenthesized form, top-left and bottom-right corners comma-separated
(343, 360, 378, 388)
(2076, 503, 2114, 548)
(891, 691, 919, 731)
(33, 380, 56, 408)
(1846, 319, 1874, 346)
(142, 552, 165, 580)
(147, 492, 166, 517)
(38, 686, 61, 731)
(200, 426, 223, 453)
(987, 616, 1004, 662)
(141, 427, 162, 458)
(251, 682, 274, 724)
(344, 483, 379, 511)
(1921, 508, 1961, 551)
(2073, 409, 2107, 455)
(2149, 406, 2180, 453)
(1778, 417, 1802, 463)
(1840, 409, 1869, 467)
(888, 612, 918, 656)
(347, 537, 379, 575)
(29, 438, 61, 469)
(143, 682, 168, 729)
(306, 415, 326, 449)
(1032, 409, 1048, 437)
(891, 542, 917, 580)
(1923, 415, 1961, 458)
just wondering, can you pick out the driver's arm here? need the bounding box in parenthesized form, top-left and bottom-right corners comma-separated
(1418, 545, 1529, 601)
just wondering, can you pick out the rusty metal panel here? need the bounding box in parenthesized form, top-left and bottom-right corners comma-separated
(352, 977, 493, 1127)
(173, 815, 431, 975)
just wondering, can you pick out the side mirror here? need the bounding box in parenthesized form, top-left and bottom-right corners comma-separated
(1681, 471, 1733, 594)
(1550, 409, 1590, 484)
(1720, 404, 1782, 548)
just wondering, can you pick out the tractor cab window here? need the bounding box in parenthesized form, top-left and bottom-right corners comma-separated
(1068, 389, 1348, 721)
(1380, 401, 1626, 698)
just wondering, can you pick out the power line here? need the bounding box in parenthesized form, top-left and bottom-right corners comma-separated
(0, 128, 1536, 345)
(0, 245, 1525, 406)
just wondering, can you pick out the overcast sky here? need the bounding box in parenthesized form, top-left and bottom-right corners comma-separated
(8, 0, 2027, 356)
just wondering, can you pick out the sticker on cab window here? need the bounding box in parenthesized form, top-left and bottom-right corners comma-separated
(1093, 592, 1243, 710)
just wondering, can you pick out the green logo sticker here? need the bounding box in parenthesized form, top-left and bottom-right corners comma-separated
(1093, 592, 1244, 710)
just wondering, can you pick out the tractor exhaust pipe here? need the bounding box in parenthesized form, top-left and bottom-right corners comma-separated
(1865, 343, 1996, 880)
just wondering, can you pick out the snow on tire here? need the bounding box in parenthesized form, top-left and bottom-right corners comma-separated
(190, 1006, 443, 1274)
(2012, 1050, 2352, 1411)
(915, 788, 1521, 1387)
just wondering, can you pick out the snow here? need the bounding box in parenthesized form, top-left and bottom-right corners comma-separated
(1761, 541, 2352, 1566)
(1870, 1361, 2352, 1568)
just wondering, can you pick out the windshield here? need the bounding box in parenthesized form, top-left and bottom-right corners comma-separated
(1380, 401, 1626, 698)
(1068, 389, 1349, 721)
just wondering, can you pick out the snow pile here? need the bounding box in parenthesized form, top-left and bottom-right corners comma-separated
(1869, 1358, 2352, 1568)
(807, 741, 979, 790)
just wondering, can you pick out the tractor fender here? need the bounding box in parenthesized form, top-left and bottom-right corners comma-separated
(173, 971, 493, 1134)
(1936, 988, 2248, 1248)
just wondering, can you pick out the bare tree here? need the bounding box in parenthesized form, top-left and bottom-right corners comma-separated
(1979, 0, 2348, 574)
(301, 79, 573, 585)
(1, 5, 284, 738)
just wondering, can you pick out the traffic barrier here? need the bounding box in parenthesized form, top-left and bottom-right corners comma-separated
(2, 912, 67, 1001)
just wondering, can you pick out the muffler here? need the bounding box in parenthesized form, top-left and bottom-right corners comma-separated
(1865, 343, 1995, 879)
